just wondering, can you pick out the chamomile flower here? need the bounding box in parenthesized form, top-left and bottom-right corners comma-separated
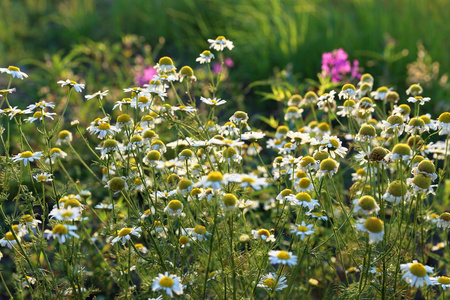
(49, 206, 81, 221)
(27, 100, 55, 111)
(186, 225, 211, 241)
(407, 174, 437, 195)
(268, 250, 298, 266)
(24, 110, 56, 123)
(56, 130, 73, 145)
(317, 158, 340, 178)
(407, 96, 430, 106)
(317, 135, 348, 158)
(305, 211, 328, 221)
(382, 180, 410, 205)
(337, 99, 356, 117)
(45, 224, 79, 244)
(208, 36, 234, 51)
(196, 50, 215, 64)
(290, 221, 314, 241)
(19, 214, 42, 230)
(405, 117, 428, 135)
(105, 177, 128, 193)
(284, 106, 304, 120)
(179, 66, 197, 82)
(227, 173, 269, 190)
(164, 200, 184, 216)
(85, 90, 108, 100)
(338, 83, 357, 100)
(0, 66, 28, 79)
(88, 121, 119, 139)
(252, 229, 275, 242)
(33, 172, 53, 183)
(200, 96, 226, 106)
(400, 261, 433, 288)
(199, 171, 226, 190)
(436, 212, 450, 229)
(57, 79, 85, 92)
(436, 112, 450, 135)
(412, 160, 438, 181)
(22, 276, 36, 288)
(289, 193, 319, 210)
(430, 276, 450, 290)
(152, 272, 183, 298)
(370, 86, 391, 101)
(380, 115, 405, 138)
(257, 273, 288, 291)
(113, 97, 133, 111)
(356, 217, 384, 244)
(386, 143, 411, 161)
(317, 91, 336, 112)
(110, 227, 142, 245)
(352, 195, 380, 214)
(0, 232, 20, 249)
(12, 151, 42, 166)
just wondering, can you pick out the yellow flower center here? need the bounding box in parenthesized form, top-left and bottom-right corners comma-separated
(438, 277, 450, 285)
(207, 171, 223, 182)
(222, 194, 237, 207)
(70, 80, 77, 85)
(241, 177, 256, 184)
(20, 214, 34, 223)
(179, 235, 190, 245)
(263, 278, 277, 289)
(280, 189, 292, 197)
(276, 251, 291, 260)
(61, 211, 73, 218)
(159, 276, 174, 288)
(138, 96, 149, 104)
(358, 196, 376, 211)
(5, 232, 15, 240)
(20, 151, 34, 158)
(98, 123, 111, 130)
(33, 111, 42, 118)
(295, 193, 311, 202)
(8, 66, 20, 71)
(64, 199, 81, 208)
(216, 36, 226, 41)
(194, 225, 206, 235)
(409, 263, 427, 277)
(299, 178, 311, 189)
(297, 225, 309, 232)
(52, 224, 69, 235)
(168, 200, 183, 210)
(364, 217, 383, 233)
(257, 229, 270, 237)
(440, 212, 450, 222)
(118, 228, 132, 237)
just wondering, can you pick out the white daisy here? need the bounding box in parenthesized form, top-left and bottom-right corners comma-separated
(355, 217, 384, 244)
(152, 272, 183, 298)
(200, 96, 226, 106)
(400, 260, 433, 288)
(207, 36, 234, 51)
(290, 221, 314, 241)
(257, 273, 288, 291)
(57, 79, 85, 92)
(0, 66, 28, 79)
(252, 229, 275, 242)
(268, 250, 298, 266)
(196, 50, 215, 64)
(11, 151, 42, 166)
(85, 90, 109, 100)
(110, 227, 142, 245)
(44, 224, 79, 244)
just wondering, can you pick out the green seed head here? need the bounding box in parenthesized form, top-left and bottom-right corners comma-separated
(359, 124, 376, 137)
(388, 180, 407, 197)
(180, 66, 194, 77)
(166, 173, 180, 185)
(407, 84, 423, 96)
(358, 196, 377, 211)
(392, 143, 411, 156)
(130, 135, 143, 144)
(369, 147, 388, 161)
(143, 129, 156, 139)
(342, 83, 356, 92)
(364, 217, 383, 233)
(386, 115, 404, 125)
(417, 160, 435, 174)
(207, 171, 223, 182)
(58, 130, 71, 140)
(398, 104, 411, 115)
(159, 56, 174, 66)
(178, 178, 193, 190)
(412, 173, 431, 189)
(103, 139, 118, 148)
(179, 149, 193, 158)
(304, 91, 318, 101)
(276, 125, 289, 135)
(318, 122, 330, 132)
(168, 200, 182, 210)
(407, 135, 423, 148)
(109, 177, 126, 191)
(319, 158, 338, 171)
(146, 150, 161, 161)
(288, 94, 303, 106)
(314, 151, 330, 161)
(222, 193, 237, 207)
(385, 91, 400, 103)
(438, 112, 450, 123)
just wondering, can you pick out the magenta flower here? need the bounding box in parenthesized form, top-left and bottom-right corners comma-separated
(135, 66, 157, 86)
(212, 57, 234, 74)
(321, 49, 361, 82)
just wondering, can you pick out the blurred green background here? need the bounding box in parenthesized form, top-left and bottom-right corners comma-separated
(1, 0, 449, 113)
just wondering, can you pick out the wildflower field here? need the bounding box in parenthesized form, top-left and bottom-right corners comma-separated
(1, 1, 450, 300)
